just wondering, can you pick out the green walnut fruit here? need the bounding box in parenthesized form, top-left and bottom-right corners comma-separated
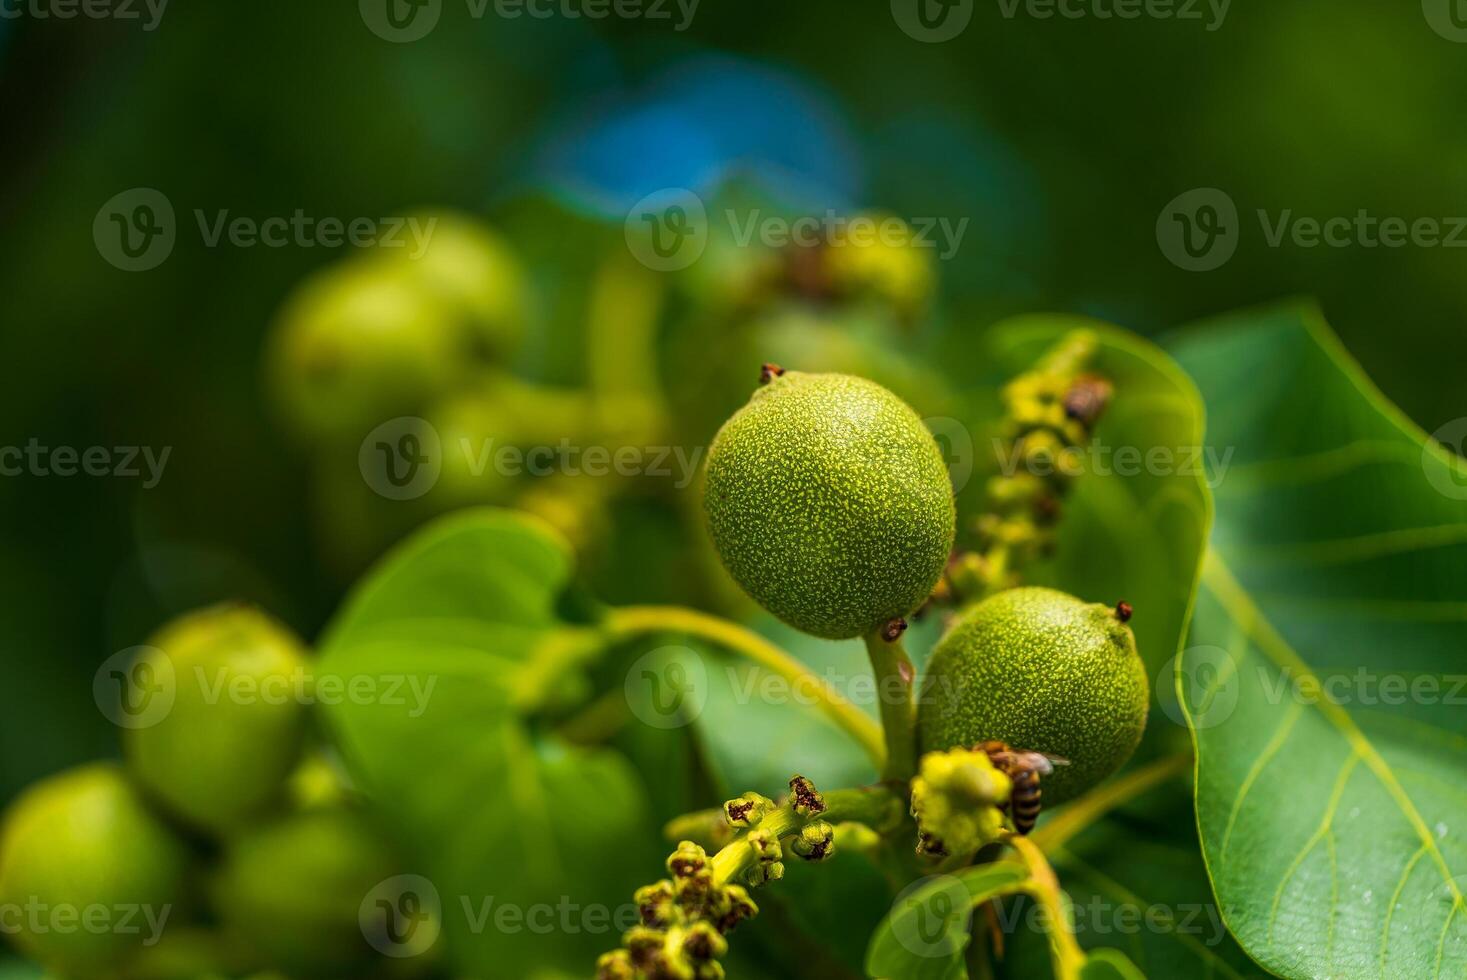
(125, 604, 310, 835)
(918, 587, 1149, 805)
(428, 371, 596, 508)
(267, 260, 460, 442)
(704, 371, 956, 639)
(211, 807, 400, 978)
(392, 210, 529, 363)
(0, 764, 189, 977)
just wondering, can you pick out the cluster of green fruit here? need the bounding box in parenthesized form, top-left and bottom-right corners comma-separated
(264, 211, 606, 571)
(703, 368, 1148, 794)
(0, 606, 422, 980)
(262, 204, 955, 614)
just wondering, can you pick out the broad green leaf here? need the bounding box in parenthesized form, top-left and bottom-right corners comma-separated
(317, 509, 652, 977)
(1169, 304, 1467, 978)
(997, 775, 1269, 979)
(866, 861, 1032, 980)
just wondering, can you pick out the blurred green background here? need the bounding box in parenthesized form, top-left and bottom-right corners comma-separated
(2, 0, 1463, 814)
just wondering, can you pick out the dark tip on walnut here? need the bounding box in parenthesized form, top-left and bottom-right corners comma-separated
(881, 618, 908, 642)
(1115, 601, 1133, 623)
(759, 363, 786, 385)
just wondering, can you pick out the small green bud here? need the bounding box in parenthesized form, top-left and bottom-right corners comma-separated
(792, 821, 836, 862)
(746, 828, 782, 865)
(788, 774, 826, 817)
(667, 841, 709, 879)
(681, 921, 729, 961)
(624, 925, 665, 963)
(695, 962, 727, 980)
(635, 880, 679, 928)
(722, 792, 775, 828)
(596, 949, 637, 980)
(744, 861, 785, 887)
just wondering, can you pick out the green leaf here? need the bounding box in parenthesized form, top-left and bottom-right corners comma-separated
(1169, 304, 1467, 978)
(317, 508, 652, 977)
(998, 775, 1270, 979)
(866, 861, 1032, 980)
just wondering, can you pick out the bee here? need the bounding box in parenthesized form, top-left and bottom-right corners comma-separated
(1062, 375, 1113, 429)
(979, 740, 1069, 835)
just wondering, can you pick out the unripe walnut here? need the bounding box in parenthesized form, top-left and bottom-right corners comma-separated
(919, 587, 1149, 805)
(703, 371, 955, 640)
